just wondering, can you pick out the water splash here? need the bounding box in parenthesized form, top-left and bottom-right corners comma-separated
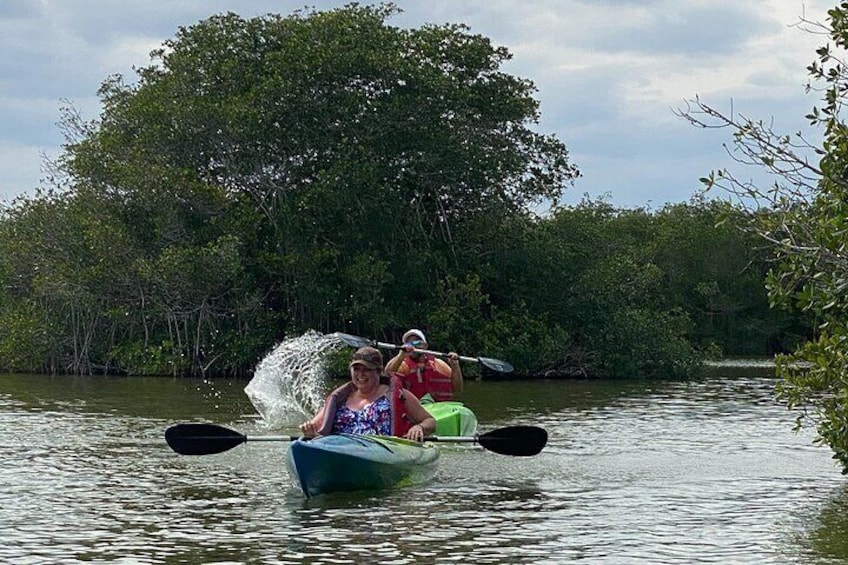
(195, 376, 231, 410)
(244, 330, 344, 429)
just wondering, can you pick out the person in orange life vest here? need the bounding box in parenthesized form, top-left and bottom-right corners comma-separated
(299, 346, 436, 442)
(384, 329, 463, 402)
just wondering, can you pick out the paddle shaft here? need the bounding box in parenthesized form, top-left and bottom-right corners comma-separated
(165, 423, 545, 456)
(335, 332, 513, 373)
(374, 340, 477, 364)
(428, 435, 481, 443)
(246, 435, 300, 442)
(226, 434, 481, 443)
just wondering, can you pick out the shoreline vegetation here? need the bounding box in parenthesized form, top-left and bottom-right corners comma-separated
(480, 358, 781, 381)
(703, 358, 777, 368)
(1, 357, 782, 381)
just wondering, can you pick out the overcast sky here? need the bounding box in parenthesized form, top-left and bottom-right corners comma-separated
(0, 0, 832, 209)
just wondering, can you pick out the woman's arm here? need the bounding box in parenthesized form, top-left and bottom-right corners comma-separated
(402, 393, 437, 440)
(299, 405, 325, 438)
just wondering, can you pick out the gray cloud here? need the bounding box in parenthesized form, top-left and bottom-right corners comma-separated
(0, 0, 39, 19)
(0, 0, 832, 206)
(584, 4, 771, 56)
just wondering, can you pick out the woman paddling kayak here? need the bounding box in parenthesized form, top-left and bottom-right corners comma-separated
(299, 346, 437, 442)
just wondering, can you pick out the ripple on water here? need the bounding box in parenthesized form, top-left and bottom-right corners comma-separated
(1, 374, 846, 564)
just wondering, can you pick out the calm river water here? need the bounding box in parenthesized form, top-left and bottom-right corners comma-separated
(2, 370, 847, 564)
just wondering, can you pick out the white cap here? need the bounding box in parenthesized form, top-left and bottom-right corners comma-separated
(402, 329, 426, 343)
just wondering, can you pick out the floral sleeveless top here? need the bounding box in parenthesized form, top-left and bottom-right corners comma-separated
(332, 395, 391, 435)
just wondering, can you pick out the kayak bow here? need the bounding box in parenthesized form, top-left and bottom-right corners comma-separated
(424, 401, 478, 436)
(286, 434, 439, 497)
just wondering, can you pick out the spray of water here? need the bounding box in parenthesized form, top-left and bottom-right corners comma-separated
(244, 330, 344, 429)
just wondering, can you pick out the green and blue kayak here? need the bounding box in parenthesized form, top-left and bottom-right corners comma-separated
(286, 434, 439, 498)
(424, 400, 478, 437)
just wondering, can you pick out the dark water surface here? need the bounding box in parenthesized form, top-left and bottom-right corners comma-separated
(2, 372, 846, 564)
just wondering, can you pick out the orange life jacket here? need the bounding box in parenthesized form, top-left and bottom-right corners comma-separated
(395, 355, 453, 402)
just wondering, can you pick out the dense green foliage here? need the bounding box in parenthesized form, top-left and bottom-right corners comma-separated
(0, 5, 809, 379)
(680, 4, 848, 472)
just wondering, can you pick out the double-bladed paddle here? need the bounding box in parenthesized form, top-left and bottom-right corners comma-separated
(334, 332, 514, 373)
(165, 423, 547, 457)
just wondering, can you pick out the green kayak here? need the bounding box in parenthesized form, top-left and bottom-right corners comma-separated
(286, 434, 439, 497)
(424, 401, 478, 436)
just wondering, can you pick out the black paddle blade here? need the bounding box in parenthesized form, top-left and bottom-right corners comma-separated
(477, 425, 547, 456)
(165, 423, 247, 456)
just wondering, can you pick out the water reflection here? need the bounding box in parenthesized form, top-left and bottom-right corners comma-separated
(797, 482, 848, 563)
(284, 476, 556, 564)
